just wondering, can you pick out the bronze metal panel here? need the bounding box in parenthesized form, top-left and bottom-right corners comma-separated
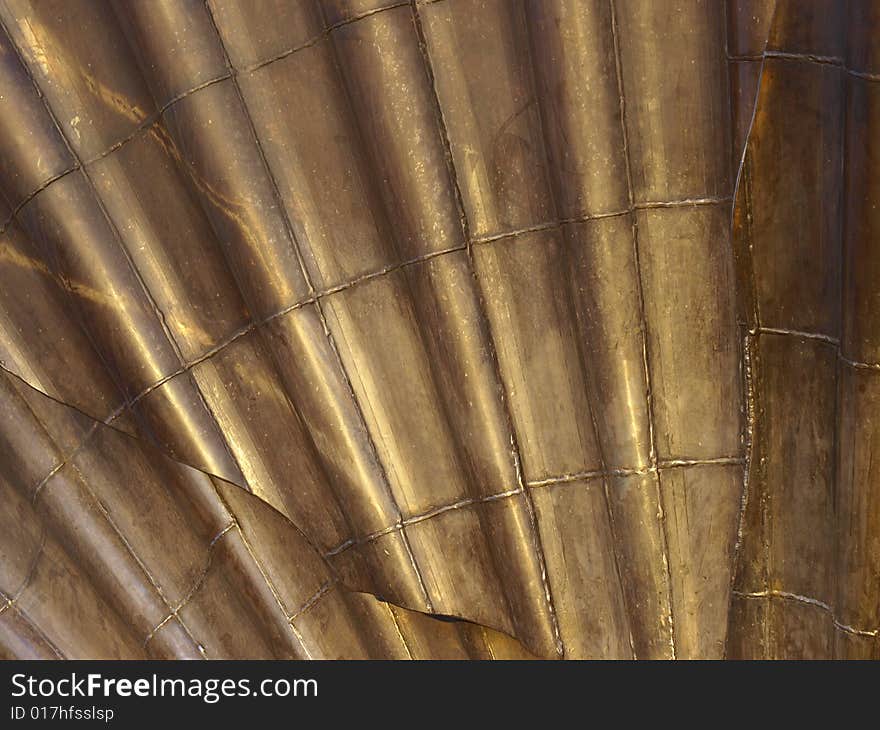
(188, 331, 349, 550)
(330, 6, 464, 258)
(0, 222, 126, 420)
(767, 598, 833, 660)
(638, 204, 742, 460)
(614, 0, 732, 202)
(112, 0, 228, 107)
(728, 0, 776, 57)
(758, 334, 837, 604)
(725, 596, 768, 660)
(532, 478, 632, 659)
(160, 79, 311, 317)
(473, 230, 603, 482)
(176, 529, 307, 660)
(835, 366, 880, 632)
(0, 30, 73, 209)
(131, 370, 248, 487)
(606, 471, 673, 659)
(527, 0, 630, 218)
(0, 0, 156, 161)
(207, 0, 320, 71)
(17, 171, 183, 397)
(566, 215, 652, 470)
(15, 537, 147, 659)
(420, 0, 555, 238)
(766, 0, 846, 57)
(263, 307, 402, 535)
(842, 76, 880, 363)
(660, 464, 742, 659)
(2, 0, 878, 661)
(237, 42, 398, 289)
(322, 271, 473, 515)
(848, 0, 880, 75)
(88, 130, 251, 362)
(746, 59, 843, 336)
(0, 606, 64, 659)
(34, 463, 173, 635)
(291, 588, 378, 660)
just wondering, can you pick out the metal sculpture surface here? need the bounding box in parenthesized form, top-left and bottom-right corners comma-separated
(0, 0, 876, 659)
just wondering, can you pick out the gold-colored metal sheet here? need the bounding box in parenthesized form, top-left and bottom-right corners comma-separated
(0, 0, 876, 659)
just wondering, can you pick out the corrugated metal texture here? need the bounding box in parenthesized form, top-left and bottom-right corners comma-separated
(0, 0, 874, 659)
(0, 369, 537, 659)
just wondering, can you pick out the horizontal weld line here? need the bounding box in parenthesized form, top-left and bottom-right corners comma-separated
(143, 522, 235, 648)
(472, 197, 731, 245)
(317, 244, 467, 297)
(734, 590, 879, 638)
(850, 68, 880, 82)
(326, 456, 742, 555)
(660, 455, 745, 468)
(840, 354, 880, 371)
(637, 195, 732, 209)
(324, 488, 525, 557)
(764, 51, 844, 66)
(750, 327, 880, 370)
(754, 326, 840, 345)
(473, 211, 628, 243)
(728, 52, 844, 65)
(242, 2, 411, 74)
(288, 579, 337, 622)
(405, 488, 522, 526)
(527, 456, 745, 488)
(728, 51, 880, 82)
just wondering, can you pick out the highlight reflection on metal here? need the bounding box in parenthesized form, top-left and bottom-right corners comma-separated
(0, 0, 876, 659)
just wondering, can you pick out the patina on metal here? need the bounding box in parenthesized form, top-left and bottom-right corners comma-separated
(0, 0, 875, 659)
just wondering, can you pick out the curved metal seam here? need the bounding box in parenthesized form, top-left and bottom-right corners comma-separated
(288, 580, 337, 622)
(142, 522, 235, 650)
(324, 456, 747, 557)
(728, 51, 880, 83)
(723, 0, 782, 660)
(237, 1, 411, 74)
(734, 590, 879, 638)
